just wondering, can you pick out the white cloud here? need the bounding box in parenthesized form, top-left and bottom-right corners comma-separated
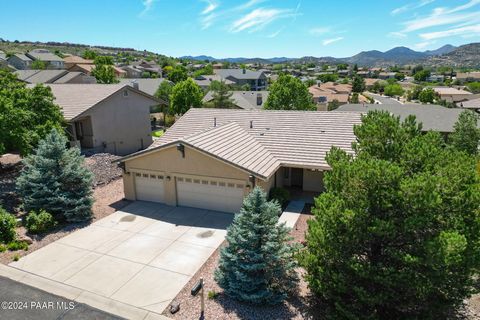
(420, 24, 480, 39)
(202, 0, 218, 15)
(388, 31, 407, 38)
(230, 8, 298, 33)
(414, 40, 437, 49)
(139, 0, 157, 16)
(401, 0, 480, 32)
(309, 27, 330, 36)
(267, 27, 284, 38)
(391, 0, 435, 16)
(235, 0, 265, 11)
(323, 37, 343, 45)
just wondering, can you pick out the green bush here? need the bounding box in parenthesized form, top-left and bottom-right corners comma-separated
(7, 240, 28, 251)
(12, 254, 20, 261)
(0, 207, 17, 243)
(207, 290, 218, 300)
(25, 210, 57, 234)
(269, 187, 290, 208)
(0, 244, 6, 252)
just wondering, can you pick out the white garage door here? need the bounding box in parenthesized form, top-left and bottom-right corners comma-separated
(176, 176, 245, 213)
(134, 172, 165, 203)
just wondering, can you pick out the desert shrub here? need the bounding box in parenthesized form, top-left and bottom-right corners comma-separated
(0, 207, 17, 243)
(269, 187, 290, 208)
(25, 210, 57, 234)
(7, 240, 28, 251)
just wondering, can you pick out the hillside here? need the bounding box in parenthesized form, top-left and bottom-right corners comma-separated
(423, 43, 480, 68)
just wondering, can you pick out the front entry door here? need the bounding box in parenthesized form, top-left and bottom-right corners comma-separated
(291, 168, 303, 188)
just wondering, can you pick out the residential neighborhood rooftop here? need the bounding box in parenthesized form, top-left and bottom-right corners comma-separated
(336, 103, 471, 133)
(121, 109, 363, 178)
(214, 68, 265, 80)
(202, 91, 269, 110)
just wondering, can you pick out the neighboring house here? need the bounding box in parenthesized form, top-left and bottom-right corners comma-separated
(378, 72, 396, 80)
(63, 55, 94, 69)
(202, 91, 269, 109)
(119, 78, 169, 97)
(123, 60, 163, 78)
(30, 84, 162, 155)
(194, 74, 235, 89)
(116, 109, 361, 213)
(25, 49, 64, 69)
(69, 63, 126, 78)
(214, 69, 267, 91)
(433, 87, 473, 103)
(427, 74, 445, 82)
(308, 82, 368, 110)
(458, 98, 480, 113)
(356, 71, 371, 78)
(15, 70, 96, 84)
(7, 53, 32, 70)
(337, 103, 472, 134)
(122, 65, 143, 78)
(455, 72, 480, 83)
(364, 78, 380, 88)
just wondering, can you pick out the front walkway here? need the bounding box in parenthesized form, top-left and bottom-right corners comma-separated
(4, 201, 234, 320)
(279, 200, 305, 229)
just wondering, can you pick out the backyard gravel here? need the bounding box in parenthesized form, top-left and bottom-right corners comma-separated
(84, 153, 122, 187)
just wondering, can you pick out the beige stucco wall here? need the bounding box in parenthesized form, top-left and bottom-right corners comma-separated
(84, 88, 154, 155)
(124, 145, 256, 206)
(303, 169, 324, 192)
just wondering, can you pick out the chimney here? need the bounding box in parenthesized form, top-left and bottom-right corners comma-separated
(242, 68, 246, 74)
(256, 93, 262, 106)
(131, 80, 139, 90)
(214, 117, 217, 127)
(250, 120, 253, 129)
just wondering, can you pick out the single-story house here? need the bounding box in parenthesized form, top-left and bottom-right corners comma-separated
(455, 72, 480, 83)
(68, 63, 127, 78)
(118, 78, 169, 96)
(32, 84, 163, 155)
(433, 87, 473, 103)
(15, 70, 96, 84)
(202, 91, 269, 109)
(194, 74, 235, 90)
(336, 103, 471, 134)
(116, 109, 361, 213)
(63, 55, 94, 69)
(214, 69, 268, 91)
(458, 98, 480, 113)
(7, 53, 32, 70)
(25, 49, 64, 69)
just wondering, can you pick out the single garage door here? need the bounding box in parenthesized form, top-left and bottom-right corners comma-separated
(176, 176, 244, 213)
(134, 172, 165, 203)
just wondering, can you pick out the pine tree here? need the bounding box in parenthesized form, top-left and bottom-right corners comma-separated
(214, 187, 300, 305)
(204, 80, 236, 109)
(16, 129, 94, 222)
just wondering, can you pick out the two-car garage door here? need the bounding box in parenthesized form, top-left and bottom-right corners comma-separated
(133, 172, 244, 213)
(176, 176, 244, 213)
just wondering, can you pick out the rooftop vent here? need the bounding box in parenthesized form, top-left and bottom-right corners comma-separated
(250, 120, 253, 129)
(214, 117, 216, 127)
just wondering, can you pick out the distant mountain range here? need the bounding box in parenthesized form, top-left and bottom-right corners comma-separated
(181, 44, 464, 67)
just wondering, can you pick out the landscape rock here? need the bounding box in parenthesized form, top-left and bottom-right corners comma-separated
(17, 234, 33, 245)
(169, 301, 180, 314)
(84, 153, 122, 187)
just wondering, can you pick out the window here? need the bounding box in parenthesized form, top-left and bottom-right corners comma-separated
(150, 174, 156, 178)
(143, 173, 148, 178)
(123, 90, 129, 97)
(135, 173, 141, 177)
(210, 181, 217, 186)
(185, 178, 192, 183)
(177, 177, 184, 182)
(227, 183, 234, 188)
(219, 182, 226, 187)
(202, 180, 208, 185)
(193, 179, 200, 184)
(236, 184, 244, 189)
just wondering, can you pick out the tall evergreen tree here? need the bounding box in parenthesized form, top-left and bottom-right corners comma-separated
(204, 80, 236, 108)
(302, 111, 480, 319)
(17, 129, 94, 222)
(214, 187, 300, 305)
(449, 110, 480, 156)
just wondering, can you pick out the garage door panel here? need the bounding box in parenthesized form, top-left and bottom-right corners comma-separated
(135, 173, 165, 203)
(176, 178, 244, 213)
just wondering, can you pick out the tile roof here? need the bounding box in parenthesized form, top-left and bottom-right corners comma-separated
(52, 71, 84, 84)
(15, 70, 68, 84)
(214, 68, 265, 80)
(458, 97, 480, 109)
(63, 55, 94, 64)
(118, 78, 168, 96)
(12, 53, 32, 61)
(202, 91, 269, 110)
(121, 109, 362, 179)
(336, 103, 470, 133)
(433, 87, 472, 95)
(26, 51, 63, 62)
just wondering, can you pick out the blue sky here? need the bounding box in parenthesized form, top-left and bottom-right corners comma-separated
(1, 0, 479, 58)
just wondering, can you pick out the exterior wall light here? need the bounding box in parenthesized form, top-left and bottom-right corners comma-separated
(176, 143, 185, 158)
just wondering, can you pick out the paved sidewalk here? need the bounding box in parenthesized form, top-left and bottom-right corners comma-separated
(0, 276, 122, 320)
(279, 200, 305, 228)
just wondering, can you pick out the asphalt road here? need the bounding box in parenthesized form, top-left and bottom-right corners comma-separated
(0, 276, 123, 320)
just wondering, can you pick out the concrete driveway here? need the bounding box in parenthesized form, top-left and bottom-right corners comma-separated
(8, 202, 233, 319)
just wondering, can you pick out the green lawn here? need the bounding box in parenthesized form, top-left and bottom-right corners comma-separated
(152, 130, 164, 138)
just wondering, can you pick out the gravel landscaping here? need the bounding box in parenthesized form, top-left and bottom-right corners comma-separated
(0, 152, 129, 265)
